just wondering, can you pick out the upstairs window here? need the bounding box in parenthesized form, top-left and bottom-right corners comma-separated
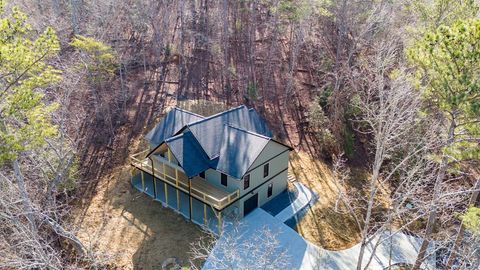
(221, 173, 228, 186)
(244, 174, 250, 190)
(268, 183, 273, 198)
(263, 163, 269, 178)
(199, 171, 205, 179)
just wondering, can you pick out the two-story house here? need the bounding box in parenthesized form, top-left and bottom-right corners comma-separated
(130, 105, 292, 233)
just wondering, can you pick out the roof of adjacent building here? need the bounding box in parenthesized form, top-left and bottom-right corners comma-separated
(146, 105, 290, 179)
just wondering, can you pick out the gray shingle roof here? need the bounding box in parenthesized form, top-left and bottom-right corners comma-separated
(146, 105, 286, 179)
(215, 125, 270, 178)
(164, 131, 211, 178)
(145, 107, 204, 146)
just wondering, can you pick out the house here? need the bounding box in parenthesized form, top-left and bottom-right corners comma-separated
(129, 105, 292, 233)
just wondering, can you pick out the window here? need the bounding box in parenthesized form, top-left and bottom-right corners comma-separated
(221, 173, 228, 186)
(268, 183, 273, 198)
(199, 171, 205, 179)
(243, 174, 250, 190)
(263, 163, 269, 178)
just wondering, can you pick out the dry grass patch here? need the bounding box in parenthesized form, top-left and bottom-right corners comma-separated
(288, 150, 362, 250)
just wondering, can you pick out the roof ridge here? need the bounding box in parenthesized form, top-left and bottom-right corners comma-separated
(223, 123, 271, 140)
(172, 106, 205, 118)
(186, 105, 246, 126)
(164, 132, 185, 142)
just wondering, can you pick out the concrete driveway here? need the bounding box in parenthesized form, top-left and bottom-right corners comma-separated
(203, 208, 435, 270)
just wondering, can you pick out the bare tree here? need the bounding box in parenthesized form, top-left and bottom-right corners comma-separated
(333, 37, 444, 269)
(189, 223, 291, 270)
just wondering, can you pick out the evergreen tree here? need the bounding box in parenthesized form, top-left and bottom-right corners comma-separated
(407, 19, 480, 269)
(0, 0, 60, 162)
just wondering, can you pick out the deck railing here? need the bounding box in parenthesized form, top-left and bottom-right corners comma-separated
(130, 150, 240, 210)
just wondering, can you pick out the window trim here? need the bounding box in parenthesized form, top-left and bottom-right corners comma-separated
(267, 183, 273, 198)
(263, 163, 269, 178)
(243, 174, 250, 190)
(221, 173, 228, 187)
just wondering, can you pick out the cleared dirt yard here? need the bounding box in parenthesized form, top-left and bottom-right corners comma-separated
(72, 166, 206, 269)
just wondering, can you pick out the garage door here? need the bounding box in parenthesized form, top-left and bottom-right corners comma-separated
(243, 193, 258, 217)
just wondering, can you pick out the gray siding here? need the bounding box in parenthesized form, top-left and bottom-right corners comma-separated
(236, 170, 288, 217)
(203, 168, 238, 194)
(249, 140, 289, 169)
(222, 141, 290, 217)
(238, 150, 289, 197)
(151, 140, 290, 220)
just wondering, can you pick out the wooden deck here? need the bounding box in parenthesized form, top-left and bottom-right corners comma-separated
(130, 150, 239, 210)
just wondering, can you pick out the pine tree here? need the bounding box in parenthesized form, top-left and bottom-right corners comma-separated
(407, 19, 480, 269)
(0, 0, 61, 162)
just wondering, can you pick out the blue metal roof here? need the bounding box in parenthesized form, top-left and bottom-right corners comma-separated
(146, 105, 285, 179)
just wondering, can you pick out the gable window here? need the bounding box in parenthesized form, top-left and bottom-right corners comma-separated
(268, 183, 273, 198)
(199, 171, 205, 179)
(263, 163, 269, 178)
(221, 173, 228, 186)
(243, 174, 250, 190)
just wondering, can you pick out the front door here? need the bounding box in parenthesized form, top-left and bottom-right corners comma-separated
(243, 193, 258, 217)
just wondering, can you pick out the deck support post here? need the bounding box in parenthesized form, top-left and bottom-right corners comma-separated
(141, 171, 145, 191)
(163, 161, 168, 204)
(217, 211, 222, 235)
(204, 204, 207, 226)
(176, 169, 180, 209)
(149, 157, 156, 198)
(165, 182, 168, 204)
(189, 178, 192, 221)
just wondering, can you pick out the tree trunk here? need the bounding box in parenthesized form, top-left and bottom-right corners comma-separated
(444, 176, 480, 268)
(13, 159, 37, 231)
(412, 118, 456, 270)
(70, 0, 82, 34)
(356, 147, 383, 270)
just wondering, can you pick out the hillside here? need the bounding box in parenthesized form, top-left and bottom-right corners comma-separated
(0, 1, 479, 269)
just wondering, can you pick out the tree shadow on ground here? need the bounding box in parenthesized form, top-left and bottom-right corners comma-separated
(102, 168, 207, 270)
